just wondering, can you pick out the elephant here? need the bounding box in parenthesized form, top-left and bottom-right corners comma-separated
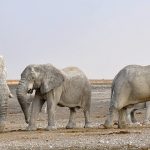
(104, 65, 150, 128)
(16, 64, 91, 131)
(0, 56, 13, 132)
(126, 101, 150, 125)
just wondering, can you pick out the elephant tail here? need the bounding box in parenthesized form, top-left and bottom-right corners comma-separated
(111, 67, 125, 99)
(111, 75, 116, 100)
(110, 69, 123, 108)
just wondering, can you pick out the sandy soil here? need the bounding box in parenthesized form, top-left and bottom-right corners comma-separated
(1, 84, 149, 150)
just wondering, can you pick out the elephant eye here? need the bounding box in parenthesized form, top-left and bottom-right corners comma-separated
(28, 76, 34, 81)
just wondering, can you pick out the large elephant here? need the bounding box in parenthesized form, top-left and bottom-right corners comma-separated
(104, 65, 150, 128)
(16, 64, 91, 131)
(0, 56, 12, 132)
(126, 101, 150, 125)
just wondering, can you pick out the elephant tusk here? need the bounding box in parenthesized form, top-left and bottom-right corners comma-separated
(9, 93, 13, 98)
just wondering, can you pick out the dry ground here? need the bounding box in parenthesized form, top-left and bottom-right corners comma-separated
(0, 84, 149, 150)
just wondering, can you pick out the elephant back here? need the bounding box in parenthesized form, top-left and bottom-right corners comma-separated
(60, 67, 91, 107)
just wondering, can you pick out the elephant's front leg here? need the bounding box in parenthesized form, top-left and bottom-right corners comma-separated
(126, 107, 135, 125)
(118, 108, 128, 128)
(46, 92, 57, 130)
(27, 95, 44, 131)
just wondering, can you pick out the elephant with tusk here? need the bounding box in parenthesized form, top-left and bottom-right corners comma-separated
(16, 64, 91, 131)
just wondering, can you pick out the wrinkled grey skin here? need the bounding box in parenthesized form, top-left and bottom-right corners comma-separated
(16, 64, 91, 131)
(104, 65, 150, 128)
(126, 101, 150, 125)
(0, 56, 12, 132)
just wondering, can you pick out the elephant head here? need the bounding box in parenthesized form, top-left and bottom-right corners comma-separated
(16, 64, 65, 123)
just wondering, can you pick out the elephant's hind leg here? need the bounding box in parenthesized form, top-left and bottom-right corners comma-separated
(104, 105, 118, 128)
(66, 108, 76, 129)
(84, 108, 91, 128)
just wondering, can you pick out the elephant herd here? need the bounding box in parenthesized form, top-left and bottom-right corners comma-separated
(0, 56, 150, 132)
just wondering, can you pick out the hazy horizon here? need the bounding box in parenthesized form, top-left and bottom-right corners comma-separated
(1, 0, 150, 79)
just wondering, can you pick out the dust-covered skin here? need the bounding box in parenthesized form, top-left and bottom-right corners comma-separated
(1, 84, 149, 149)
(16, 64, 91, 131)
(0, 56, 12, 132)
(126, 101, 150, 125)
(104, 65, 150, 129)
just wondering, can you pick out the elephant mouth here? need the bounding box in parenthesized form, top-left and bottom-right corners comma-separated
(27, 89, 34, 94)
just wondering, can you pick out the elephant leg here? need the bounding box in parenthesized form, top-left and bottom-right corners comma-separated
(143, 102, 150, 124)
(46, 94, 57, 130)
(84, 109, 91, 128)
(130, 110, 137, 123)
(46, 88, 62, 130)
(118, 108, 127, 128)
(42, 103, 47, 113)
(0, 98, 7, 132)
(66, 107, 76, 129)
(27, 95, 44, 131)
(104, 106, 118, 128)
(126, 106, 137, 125)
(126, 108, 133, 125)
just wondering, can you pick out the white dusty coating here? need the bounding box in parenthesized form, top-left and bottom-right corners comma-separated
(0, 55, 13, 132)
(104, 65, 150, 128)
(17, 64, 91, 130)
(0, 56, 7, 79)
(0, 56, 12, 97)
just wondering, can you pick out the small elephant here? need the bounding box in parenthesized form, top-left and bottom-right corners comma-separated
(0, 56, 12, 132)
(126, 101, 150, 125)
(16, 64, 91, 131)
(104, 65, 150, 128)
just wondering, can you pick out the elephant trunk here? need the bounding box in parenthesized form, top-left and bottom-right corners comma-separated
(16, 80, 31, 124)
(0, 84, 9, 132)
(0, 98, 8, 132)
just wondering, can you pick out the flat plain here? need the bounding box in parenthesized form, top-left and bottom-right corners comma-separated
(0, 82, 150, 150)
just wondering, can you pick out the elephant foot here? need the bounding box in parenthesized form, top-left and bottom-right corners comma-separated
(27, 125, 37, 131)
(66, 122, 76, 129)
(126, 122, 133, 128)
(118, 122, 128, 129)
(84, 122, 92, 128)
(103, 120, 114, 129)
(132, 119, 138, 124)
(143, 120, 150, 125)
(134, 122, 142, 126)
(127, 122, 142, 128)
(25, 118, 29, 124)
(46, 125, 57, 131)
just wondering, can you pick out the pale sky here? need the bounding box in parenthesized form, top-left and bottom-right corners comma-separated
(0, 0, 150, 79)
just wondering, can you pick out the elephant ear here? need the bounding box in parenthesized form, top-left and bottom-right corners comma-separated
(40, 65, 65, 94)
